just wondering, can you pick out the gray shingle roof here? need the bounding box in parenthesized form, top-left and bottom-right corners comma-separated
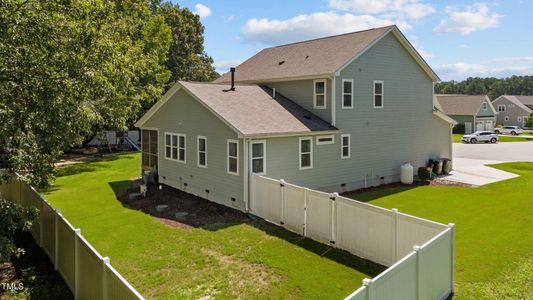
(497, 95, 533, 112)
(214, 26, 393, 83)
(434, 94, 488, 115)
(179, 81, 337, 137)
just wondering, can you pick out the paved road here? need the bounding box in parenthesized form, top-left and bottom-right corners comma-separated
(453, 142, 533, 162)
(445, 142, 533, 186)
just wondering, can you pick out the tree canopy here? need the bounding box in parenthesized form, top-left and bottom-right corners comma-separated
(0, 0, 217, 187)
(435, 76, 533, 100)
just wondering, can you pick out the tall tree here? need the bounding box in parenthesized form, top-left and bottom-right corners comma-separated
(0, 0, 172, 187)
(435, 76, 533, 100)
(158, 2, 219, 84)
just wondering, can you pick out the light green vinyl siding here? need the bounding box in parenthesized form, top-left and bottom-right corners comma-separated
(266, 79, 332, 123)
(142, 89, 244, 209)
(259, 32, 452, 192)
(448, 115, 475, 127)
(476, 99, 495, 117)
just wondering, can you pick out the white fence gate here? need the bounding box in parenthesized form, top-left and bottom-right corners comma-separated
(250, 175, 454, 299)
(0, 178, 144, 300)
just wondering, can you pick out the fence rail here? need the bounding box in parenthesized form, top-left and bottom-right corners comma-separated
(0, 178, 144, 300)
(250, 174, 454, 300)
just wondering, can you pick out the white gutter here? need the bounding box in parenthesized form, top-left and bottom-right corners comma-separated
(243, 138, 250, 212)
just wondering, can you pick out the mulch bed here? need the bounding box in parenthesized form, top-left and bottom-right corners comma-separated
(118, 181, 251, 228)
(341, 178, 474, 198)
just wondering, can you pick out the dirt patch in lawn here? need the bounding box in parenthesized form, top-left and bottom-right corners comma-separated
(341, 179, 473, 198)
(117, 182, 251, 228)
(201, 249, 282, 299)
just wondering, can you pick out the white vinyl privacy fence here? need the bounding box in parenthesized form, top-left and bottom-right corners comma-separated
(0, 178, 144, 300)
(250, 175, 454, 300)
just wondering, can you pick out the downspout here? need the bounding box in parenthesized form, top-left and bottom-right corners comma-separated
(243, 138, 250, 212)
(331, 75, 336, 126)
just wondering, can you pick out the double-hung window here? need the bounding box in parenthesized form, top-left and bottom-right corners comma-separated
(498, 105, 505, 112)
(227, 140, 239, 175)
(373, 80, 384, 108)
(251, 140, 266, 175)
(299, 137, 313, 170)
(482, 102, 487, 110)
(341, 134, 350, 159)
(313, 79, 326, 109)
(197, 136, 207, 168)
(342, 79, 353, 109)
(165, 133, 185, 163)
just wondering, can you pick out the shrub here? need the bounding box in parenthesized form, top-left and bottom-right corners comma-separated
(453, 123, 465, 134)
(418, 167, 432, 181)
(0, 198, 38, 262)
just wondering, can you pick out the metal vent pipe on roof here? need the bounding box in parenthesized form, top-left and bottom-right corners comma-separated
(230, 67, 235, 91)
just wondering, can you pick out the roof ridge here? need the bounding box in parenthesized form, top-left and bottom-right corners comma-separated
(267, 25, 395, 49)
(180, 80, 257, 86)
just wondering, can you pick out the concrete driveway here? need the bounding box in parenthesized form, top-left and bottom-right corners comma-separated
(445, 142, 533, 186)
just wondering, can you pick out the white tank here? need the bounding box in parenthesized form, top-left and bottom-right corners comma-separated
(401, 163, 414, 184)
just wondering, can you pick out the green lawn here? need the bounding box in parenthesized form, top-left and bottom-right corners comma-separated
(353, 162, 533, 299)
(44, 153, 382, 299)
(453, 133, 533, 143)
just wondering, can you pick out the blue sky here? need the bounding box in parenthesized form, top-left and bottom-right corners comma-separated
(172, 0, 533, 81)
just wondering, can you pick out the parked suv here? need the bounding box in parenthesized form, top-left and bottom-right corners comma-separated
(494, 126, 523, 135)
(462, 131, 499, 144)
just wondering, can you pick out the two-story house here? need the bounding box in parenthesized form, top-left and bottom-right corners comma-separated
(135, 25, 454, 212)
(492, 95, 533, 128)
(434, 94, 497, 133)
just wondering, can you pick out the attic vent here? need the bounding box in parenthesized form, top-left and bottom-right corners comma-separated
(278, 60, 285, 65)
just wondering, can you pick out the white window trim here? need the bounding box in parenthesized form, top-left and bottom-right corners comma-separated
(498, 105, 505, 112)
(164, 132, 186, 163)
(316, 135, 335, 145)
(299, 137, 313, 170)
(313, 79, 327, 109)
(373, 80, 384, 109)
(517, 116, 522, 122)
(197, 136, 207, 168)
(341, 134, 351, 159)
(227, 139, 239, 176)
(504, 116, 509, 121)
(176, 133, 186, 163)
(250, 140, 266, 175)
(341, 79, 354, 109)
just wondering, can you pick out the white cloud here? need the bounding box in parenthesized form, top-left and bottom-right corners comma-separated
(194, 3, 211, 19)
(436, 58, 533, 81)
(328, 0, 435, 19)
(434, 3, 502, 35)
(242, 11, 401, 45)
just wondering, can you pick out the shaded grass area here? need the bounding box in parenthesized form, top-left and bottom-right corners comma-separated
(44, 153, 384, 299)
(0, 232, 72, 300)
(353, 162, 533, 299)
(452, 133, 533, 143)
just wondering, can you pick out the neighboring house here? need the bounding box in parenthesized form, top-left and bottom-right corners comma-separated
(434, 94, 497, 134)
(135, 25, 454, 212)
(492, 95, 533, 128)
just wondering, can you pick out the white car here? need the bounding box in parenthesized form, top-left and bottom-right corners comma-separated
(462, 131, 499, 144)
(494, 126, 523, 135)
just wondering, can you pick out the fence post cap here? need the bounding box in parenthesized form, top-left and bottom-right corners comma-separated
(413, 245, 421, 251)
(392, 208, 398, 213)
(332, 192, 339, 197)
(362, 278, 372, 286)
(280, 179, 285, 183)
(448, 223, 455, 228)
(102, 257, 110, 264)
(75, 228, 81, 234)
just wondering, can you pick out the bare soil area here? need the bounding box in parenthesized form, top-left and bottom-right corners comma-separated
(117, 181, 251, 228)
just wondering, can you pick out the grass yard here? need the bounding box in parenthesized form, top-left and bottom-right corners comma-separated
(43, 153, 383, 299)
(452, 133, 533, 143)
(353, 162, 533, 299)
